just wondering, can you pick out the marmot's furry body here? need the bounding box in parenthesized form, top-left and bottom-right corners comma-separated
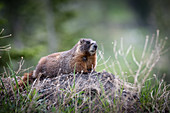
(17, 39, 97, 88)
(34, 38, 97, 77)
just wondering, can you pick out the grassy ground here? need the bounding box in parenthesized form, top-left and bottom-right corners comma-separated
(0, 29, 169, 112)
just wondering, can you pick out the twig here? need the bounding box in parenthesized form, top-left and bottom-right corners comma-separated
(15, 57, 25, 75)
(120, 38, 133, 75)
(113, 41, 124, 75)
(132, 48, 139, 67)
(0, 28, 4, 35)
(0, 34, 12, 39)
(155, 30, 159, 49)
(134, 36, 149, 85)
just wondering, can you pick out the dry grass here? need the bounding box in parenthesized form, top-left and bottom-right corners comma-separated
(97, 30, 170, 112)
(0, 29, 11, 59)
(0, 30, 169, 112)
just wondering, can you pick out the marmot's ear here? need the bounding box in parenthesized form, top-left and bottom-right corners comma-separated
(80, 38, 84, 44)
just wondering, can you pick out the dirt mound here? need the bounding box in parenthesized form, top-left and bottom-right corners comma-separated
(0, 71, 140, 112)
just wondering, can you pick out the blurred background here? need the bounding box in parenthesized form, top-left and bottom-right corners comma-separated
(0, 0, 169, 83)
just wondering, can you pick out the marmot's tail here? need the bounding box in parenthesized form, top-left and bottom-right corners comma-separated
(15, 71, 35, 90)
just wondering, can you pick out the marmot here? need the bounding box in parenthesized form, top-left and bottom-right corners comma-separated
(17, 38, 97, 88)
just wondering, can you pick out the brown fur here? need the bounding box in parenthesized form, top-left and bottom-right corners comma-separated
(14, 71, 34, 90)
(16, 39, 97, 89)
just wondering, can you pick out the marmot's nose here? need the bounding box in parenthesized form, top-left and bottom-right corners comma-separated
(93, 44, 97, 49)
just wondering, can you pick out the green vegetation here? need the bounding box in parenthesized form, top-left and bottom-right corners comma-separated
(0, 0, 170, 112)
(0, 30, 169, 112)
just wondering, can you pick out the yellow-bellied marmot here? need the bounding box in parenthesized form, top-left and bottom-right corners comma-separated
(17, 38, 97, 88)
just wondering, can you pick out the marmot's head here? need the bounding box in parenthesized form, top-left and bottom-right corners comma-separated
(77, 38, 97, 55)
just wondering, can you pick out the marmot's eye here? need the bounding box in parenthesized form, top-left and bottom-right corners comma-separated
(86, 41, 90, 44)
(80, 39, 84, 44)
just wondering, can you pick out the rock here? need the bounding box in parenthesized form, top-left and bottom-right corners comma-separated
(0, 71, 141, 112)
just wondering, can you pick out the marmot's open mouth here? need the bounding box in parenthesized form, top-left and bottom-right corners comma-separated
(90, 50, 95, 52)
(89, 50, 95, 54)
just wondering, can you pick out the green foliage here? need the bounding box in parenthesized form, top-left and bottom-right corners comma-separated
(8, 46, 44, 60)
(0, 61, 46, 113)
(0, 45, 45, 73)
(140, 77, 169, 112)
(0, 29, 169, 112)
(0, 56, 169, 113)
(0, 0, 82, 73)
